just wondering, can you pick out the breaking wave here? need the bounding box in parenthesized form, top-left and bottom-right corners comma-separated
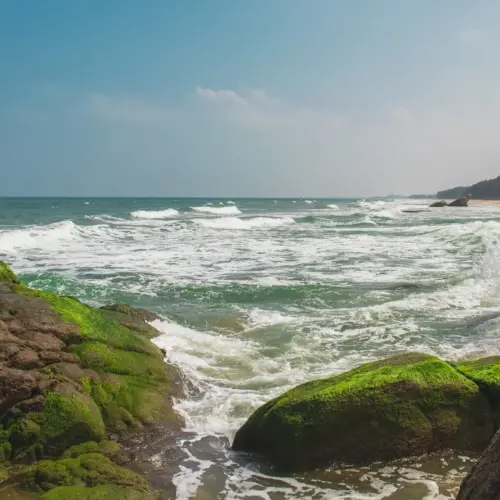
(195, 216, 294, 230)
(191, 205, 242, 215)
(130, 209, 179, 219)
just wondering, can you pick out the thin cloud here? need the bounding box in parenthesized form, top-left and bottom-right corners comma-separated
(459, 28, 487, 47)
(79, 87, 500, 196)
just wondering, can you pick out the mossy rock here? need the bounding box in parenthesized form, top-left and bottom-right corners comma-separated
(74, 342, 168, 381)
(24, 452, 150, 492)
(456, 356, 500, 426)
(40, 485, 164, 500)
(40, 390, 105, 456)
(15, 287, 159, 356)
(0, 437, 12, 463)
(98, 309, 160, 339)
(0, 261, 18, 284)
(99, 304, 161, 339)
(62, 441, 120, 461)
(9, 418, 41, 461)
(232, 353, 494, 471)
(89, 375, 181, 433)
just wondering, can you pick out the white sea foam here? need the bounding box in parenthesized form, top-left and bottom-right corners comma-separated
(130, 208, 179, 219)
(195, 216, 294, 230)
(327, 204, 340, 210)
(0, 220, 79, 253)
(372, 210, 395, 219)
(191, 205, 242, 215)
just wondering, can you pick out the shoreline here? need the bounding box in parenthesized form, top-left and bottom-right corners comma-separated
(470, 199, 500, 206)
(438, 199, 500, 206)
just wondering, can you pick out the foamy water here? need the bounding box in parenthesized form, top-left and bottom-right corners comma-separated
(2, 197, 500, 499)
(131, 208, 180, 219)
(191, 205, 243, 215)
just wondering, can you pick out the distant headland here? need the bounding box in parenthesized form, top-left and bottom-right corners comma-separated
(435, 175, 500, 200)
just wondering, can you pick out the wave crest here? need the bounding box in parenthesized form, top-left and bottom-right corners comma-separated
(196, 216, 294, 230)
(131, 209, 179, 219)
(0, 220, 78, 252)
(191, 206, 242, 215)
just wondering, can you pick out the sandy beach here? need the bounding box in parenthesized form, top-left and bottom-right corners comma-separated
(469, 199, 500, 206)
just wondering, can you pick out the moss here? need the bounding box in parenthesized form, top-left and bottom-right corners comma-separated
(41, 485, 162, 500)
(89, 376, 180, 433)
(9, 419, 41, 460)
(0, 261, 18, 284)
(456, 356, 500, 426)
(456, 356, 500, 385)
(233, 353, 494, 471)
(96, 441, 120, 462)
(74, 342, 168, 381)
(14, 287, 158, 356)
(99, 309, 160, 339)
(63, 441, 120, 461)
(0, 440, 12, 463)
(81, 377, 92, 395)
(62, 442, 100, 458)
(0, 465, 8, 481)
(41, 392, 105, 455)
(24, 453, 150, 493)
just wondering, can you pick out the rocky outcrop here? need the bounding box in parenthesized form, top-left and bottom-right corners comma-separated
(233, 353, 498, 472)
(0, 261, 182, 499)
(430, 200, 448, 207)
(449, 195, 471, 207)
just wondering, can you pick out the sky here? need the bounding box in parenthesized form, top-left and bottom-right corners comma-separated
(1, 0, 500, 197)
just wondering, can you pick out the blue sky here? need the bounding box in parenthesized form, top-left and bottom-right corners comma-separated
(1, 1, 499, 196)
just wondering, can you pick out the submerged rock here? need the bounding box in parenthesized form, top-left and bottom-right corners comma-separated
(430, 200, 448, 207)
(233, 353, 494, 471)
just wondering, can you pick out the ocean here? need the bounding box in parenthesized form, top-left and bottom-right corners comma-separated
(2, 196, 500, 499)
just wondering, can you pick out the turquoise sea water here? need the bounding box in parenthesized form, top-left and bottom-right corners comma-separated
(2, 196, 500, 499)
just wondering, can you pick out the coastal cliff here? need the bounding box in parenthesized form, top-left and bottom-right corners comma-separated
(0, 261, 182, 499)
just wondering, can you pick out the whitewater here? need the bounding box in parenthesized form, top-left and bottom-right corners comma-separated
(2, 196, 500, 499)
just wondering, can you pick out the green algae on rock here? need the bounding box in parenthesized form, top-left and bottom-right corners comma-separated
(24, 452, 149, 492)
(41, 485, 164, 500)
(0, 261, 182, 498)
(233, 353, 494, 471)
(456, 356, 500, 427)
(0, 261, 18, 284)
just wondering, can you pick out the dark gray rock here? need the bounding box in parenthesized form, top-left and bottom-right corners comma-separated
(457, 429, 500, 500)
(449, 194, 471, 207)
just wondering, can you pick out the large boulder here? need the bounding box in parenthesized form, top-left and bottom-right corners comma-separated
(232, 353, 494, 471)
(430, 200, 448, 207)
